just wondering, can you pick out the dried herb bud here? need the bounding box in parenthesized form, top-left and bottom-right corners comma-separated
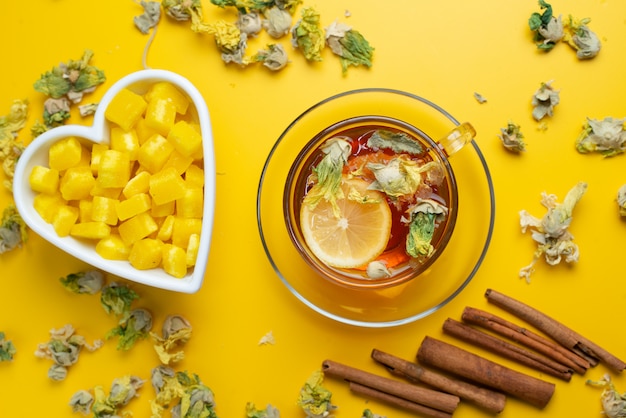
(366, 260, 391, 279)
(151, 368, 218, 417)
(108, 375, 144, 407)
(587, 374, 626, 418)
(291, 7, 325, 62)
(0, 205, 27, 254)
(325, 21, 374, 74)
(564, 16, 601, 59)
(134, 0, 161, 34)
(262, 6, 292, 38)
(519, 182, 587, 281)
(575, 117, 626, 157)
(237, 12, 262, 36)
(297, 370, 336, 418)
(528, 0, 563, 50)
(498, 122, 526, 152)
(69, 390, 94, 414)
(617, 185, 626, 217)
(106, 308, 153, 351)
(474, 92, 487, 104)
(0, 332, 16, 361)
(60, 270, 104, 294)
(531, 80, 560, 121)
(246, 402, 281, 418)
(255, 44, 289, 71)
(151, 315, 192, 365)
(100, 282, 139, 317)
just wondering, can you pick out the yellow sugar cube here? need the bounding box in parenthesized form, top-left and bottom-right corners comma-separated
(176, 187, 203, 218)
(78, 199, 94, 223)
(116, 193, 151, 221)
(118, 212, 159, 246)
(34, 193, 67, 223)
(128, 238, 163, 270)
(151, 200, 175, 218)
(104, 88, 147, 131)
(163, 150, 194, 176)
(96, 234, 131, 260)
(111, 127, 140, 161)
(49, 137, 84, 172)
(97, 149, 131, 189)
(145, 82, 189, 115)
(186, 233, 200, 267)
(70, 221, 112, 240)
(91, 196, 119, 225)
(167, 120, 202, 158)
(161, 244, 188, 278)
(156, 215, 176, 241)
(90, 144, 110, 175)
(90, 182, 122, 199)
(122, 170, 151, 198)
(149, 166, 186, 206)
(29, 165, 59, 195)
(137, 134, 175, 174)
(134, 117, 158, 145)
(59, 167, 96, 201)
(172, 217, 202, 248)
(184, 164, 204, 188)
(51, 205, 80, 237)
(145, 98, 177, 137)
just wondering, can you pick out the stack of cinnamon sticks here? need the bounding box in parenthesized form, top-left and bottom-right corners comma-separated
(322, 288, 625, 416)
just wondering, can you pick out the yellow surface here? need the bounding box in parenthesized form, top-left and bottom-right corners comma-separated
(2, 0, 626, 416)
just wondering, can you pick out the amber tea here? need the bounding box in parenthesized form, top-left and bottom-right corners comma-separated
(284, 116, 461, 289)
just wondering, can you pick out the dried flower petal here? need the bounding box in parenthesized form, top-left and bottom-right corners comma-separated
(576, 117, 626, 157)
(258, 330, 275, 345)
(528, 0, 563, 50)
(150, 367, 218, 418)
(255, 43, 289, 71)
(618, 185, 626, 217)
(60, 270, 105, 294)
(100, 282, 139, 317)
(366, 260, 391, 279)
(519, 182, 587, 281)
(0, 205, 28, 253)
(237, 12, 262, 36)
(69, 390, 94, 414)
(246, 402, 281, 418)
(587, 374, 626, 418)
(325, 21, 374, 74)
(563, 16, 601, 59)
(297, 370, 336, 418)
(151, 315, 192, 364)
(262, 6, 292, 38)
(106, 308, 153, 351)
(531, 80, 560, 121)
(474, 92, 487, 103)
(498, 122, 526, 152)
(134, 0, 161, 34)
(291, 7, 325, 62)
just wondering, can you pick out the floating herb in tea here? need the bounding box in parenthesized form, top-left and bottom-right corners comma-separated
(575, 117, 626, 157)
(519, 182, 587, 282)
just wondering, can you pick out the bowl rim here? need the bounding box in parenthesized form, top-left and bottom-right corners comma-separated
(13, 69, 216, 293)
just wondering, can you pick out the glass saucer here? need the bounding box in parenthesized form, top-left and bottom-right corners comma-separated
(257, 88, 495, 328)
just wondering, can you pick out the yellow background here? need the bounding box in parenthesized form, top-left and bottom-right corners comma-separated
(2, 0, 626, 416)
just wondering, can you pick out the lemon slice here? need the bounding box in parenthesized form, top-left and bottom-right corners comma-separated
(300, 177, 392, 268)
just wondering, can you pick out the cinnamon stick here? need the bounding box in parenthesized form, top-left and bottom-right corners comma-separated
(371, 348, 506, 414)
(462, 306, 590, 374)
(349, 382, 453, 418)
(322, 359, 459, 414)
(417, 336, 555, 409)
(442, 318, 573, 381)
(485, 289, 626, 372)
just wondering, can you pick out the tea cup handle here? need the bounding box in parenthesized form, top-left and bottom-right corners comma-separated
(438, 122, 476, 157)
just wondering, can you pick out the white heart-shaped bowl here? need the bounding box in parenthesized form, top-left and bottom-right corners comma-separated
(13, 69, 216, 293)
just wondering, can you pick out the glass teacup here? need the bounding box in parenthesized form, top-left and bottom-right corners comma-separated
(284, 115, 475, 290)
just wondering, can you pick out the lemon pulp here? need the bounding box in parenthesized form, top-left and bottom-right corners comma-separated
(300, 177, 392, 269)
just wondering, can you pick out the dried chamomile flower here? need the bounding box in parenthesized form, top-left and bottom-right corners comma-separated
(291, 7, 325, 62)
(262, 6, 292, 38)
(106, 308, 153, 351)
(618, 185, 626, 217)
(474, 92, 487, 104)
(518, 182, 587, 282)
(297, 370, 336, 418)
(575, 117, 626, 157)
(0, 205, 28, 254)
(150, 366, 219, 418)
(363, 410, 386, 418)
(60, 270, 105, 294)
(34, 324, 103, 381)
(498, 121, 526, 152)
(587, 374, 626, 418)
(73, 375, 144, 417)
(563, 15, 601, 59)
(100, 282, 139, 318)
(254, 43, 289, 70)
(69, 390, 94, 414)
(0, 332, 16, 361)
(324, 21, 374, 74)
(134, 0, 161, 34)
(404, 199, 448, 258)
(246, 402, 281, 418)
(237, 11, 263, 36)
(207, 21, 252, 66)
(151, 314, 192, 365)
(528, 0, 563, 51)
(162, 0, 210, 32)
(531, 80, 560, 121)
(0, 99, 28, 190)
